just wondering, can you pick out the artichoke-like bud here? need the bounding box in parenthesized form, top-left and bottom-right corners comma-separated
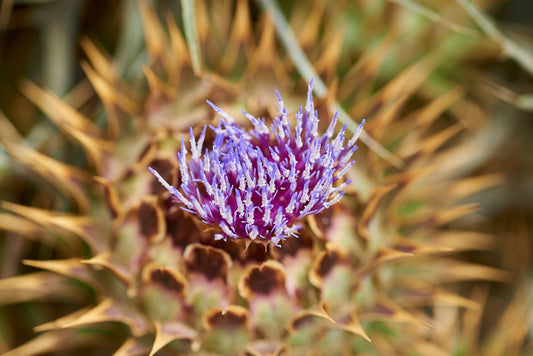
(150, 81, 364, 246)
(0, 1, 527, 355)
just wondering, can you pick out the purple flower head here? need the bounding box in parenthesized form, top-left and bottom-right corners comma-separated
(149, 81, 364, 246)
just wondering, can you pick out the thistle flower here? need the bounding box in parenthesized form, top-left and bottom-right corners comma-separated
(150, 81, 364, 246)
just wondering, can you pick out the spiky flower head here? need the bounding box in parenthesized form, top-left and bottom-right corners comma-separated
(150, 81, 364, 246)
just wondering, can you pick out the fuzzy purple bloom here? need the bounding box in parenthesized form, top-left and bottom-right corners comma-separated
(149, 81, 364, 246)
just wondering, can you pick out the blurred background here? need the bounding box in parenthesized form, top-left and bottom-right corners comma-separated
(0, 0, 532, 354)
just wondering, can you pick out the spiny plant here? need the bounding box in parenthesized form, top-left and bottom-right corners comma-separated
(0, 0, 524, 355)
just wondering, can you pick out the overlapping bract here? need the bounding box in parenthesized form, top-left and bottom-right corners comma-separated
(150, 81, 364, 245)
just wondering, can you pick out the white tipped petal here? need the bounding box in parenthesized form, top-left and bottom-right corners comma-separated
(206, 100, 235, 123)
(149, 167, 173, 194)
(348, 119, 365, 147)
(324, 191, 346, 208)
